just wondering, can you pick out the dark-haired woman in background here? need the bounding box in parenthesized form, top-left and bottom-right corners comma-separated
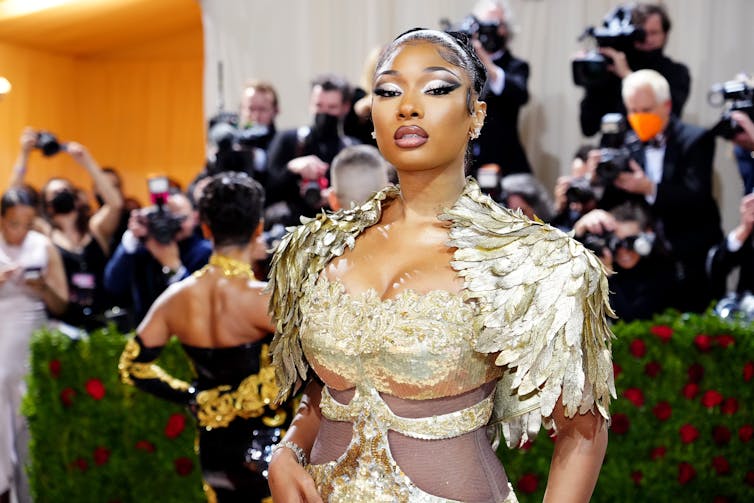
(119, 172, 288, 503)
(13, 128, 124, 330)
(0, 186, 68, 503)
(267, 28, 614, 502)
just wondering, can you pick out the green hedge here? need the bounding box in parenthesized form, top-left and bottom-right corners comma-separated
(22, 312, 754, 502)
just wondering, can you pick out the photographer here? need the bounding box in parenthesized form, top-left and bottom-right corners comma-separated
(466, 0, 531, 178)
(12, 128, 124, 331)
(104, 189, 211, 328)
(574, 202, 676, 321)
(265, 73, 359, 226)
(598, 69, 722, 313)
(577, 3, 690, 137)
(551, 144, 601, 231)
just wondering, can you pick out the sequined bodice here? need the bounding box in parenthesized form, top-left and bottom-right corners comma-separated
(300, 275, 502, 400)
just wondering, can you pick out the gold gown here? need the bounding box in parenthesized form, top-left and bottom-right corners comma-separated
(268, 179, 615, 502)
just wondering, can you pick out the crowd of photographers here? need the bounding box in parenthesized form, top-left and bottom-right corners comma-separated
(3, 0, 754, 338)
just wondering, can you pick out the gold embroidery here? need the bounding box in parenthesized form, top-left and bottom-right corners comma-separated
(195, 344, 287, 429)
(118, 338, 190, 392)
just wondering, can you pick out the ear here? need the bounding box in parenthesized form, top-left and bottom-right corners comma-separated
(200, 222, 212, 241)
(326, 187, 340, 211)
(253, 221, 264, 239)
(471, 100, 487, 134)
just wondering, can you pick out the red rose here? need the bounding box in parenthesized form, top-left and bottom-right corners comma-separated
(715, 334, 735, 348)
(712, 456, 731, 475)
(701, 390, 724, 409)
(744, 361, 754, 382)
(60, 387, 76, 407)
(712, 425, 731, 445)
(680, 424, 699, 444)
(682, 383, 699, 399)
(739, 424, 753, 442)
(721, 397, 738, 415)
(174, 457, 194, 476)
(650, 446, 667, 460)
(630, 470, 643, 485)
(164, 413, 186, 439)
(85, 379, 106, 401)
(713, 497, 729, 503)
(135, 440, 156, 452)
(652, 401, 672, 421)
(629, 339, 646, 358)
(694, 334, 712, 352)
(687, 363, 705, 383)
(73, 457, 89, 472)
(613, 362, 622, 380)
(520, 440, 533, 451)
(650, 325, 673, 342)
(611, 413, 630, 435)
(93, 446, 110, 466)
(623, 388, 645, 407)
(644, 361, 662, 377)
(49, 360, 61, 378)
(517, 474, 538, 494)
(745, 471, 754, 487)
(678, 462, 696, 485)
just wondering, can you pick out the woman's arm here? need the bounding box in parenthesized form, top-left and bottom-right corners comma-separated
(65, 142, 124, 254)
(118, 286, 195, 405)
(543, 399, 608, 503)
(37, 241, 69, 315)
(9, 127, 37, 188)
(268, 380, 324, 503)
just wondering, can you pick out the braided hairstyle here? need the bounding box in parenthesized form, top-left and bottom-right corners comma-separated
(198, 171, 265, 247)
(375, 28, 488, 114)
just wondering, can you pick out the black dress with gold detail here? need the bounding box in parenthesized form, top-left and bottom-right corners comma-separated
(119, 335, 288, 503)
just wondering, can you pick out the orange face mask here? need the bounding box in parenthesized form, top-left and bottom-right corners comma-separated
(628, 112, 664, 142)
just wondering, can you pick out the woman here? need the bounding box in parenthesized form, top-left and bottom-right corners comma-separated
(267, 29, 615, 502)
(118, 172, 288, 503)
(0, 187, 68, 503)
(30, 135, 124, 330)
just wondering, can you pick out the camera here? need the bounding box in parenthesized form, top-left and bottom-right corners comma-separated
(572, 5, 645, 87)
(565, 176, 598, 206)
(708, 79, 754, 139)
(579, 230, 654, 257)
(449, 15, 506, 53)
(207, 112, 269, 175)
(594, 113, 641, 184)
(300, 176, 329, 209)
(35, 131, 66, 157)
(140, 176, 185, 244)
(714, 291, 754, 322)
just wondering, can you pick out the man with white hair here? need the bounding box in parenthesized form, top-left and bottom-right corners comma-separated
(597, 69, 723, 313)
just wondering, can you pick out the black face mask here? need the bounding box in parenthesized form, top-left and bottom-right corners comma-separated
(50, 190, 76, 215)
(312, 113, 340, 140)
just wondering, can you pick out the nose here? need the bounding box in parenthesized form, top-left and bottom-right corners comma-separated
(397, 95, 423, 120)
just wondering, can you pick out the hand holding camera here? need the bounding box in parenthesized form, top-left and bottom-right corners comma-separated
(731, 111, 754, 151)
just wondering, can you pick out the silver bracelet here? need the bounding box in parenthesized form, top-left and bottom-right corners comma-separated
(271, 440, 308, 466)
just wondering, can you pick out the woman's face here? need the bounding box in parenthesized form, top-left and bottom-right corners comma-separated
(1, 205, 36, 246)
(371, 41, 484, 173)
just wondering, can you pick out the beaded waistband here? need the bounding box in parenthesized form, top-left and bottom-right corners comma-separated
(319, 385, 494, 440)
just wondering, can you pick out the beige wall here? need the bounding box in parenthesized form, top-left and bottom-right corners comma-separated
(201, 0, 754, 231)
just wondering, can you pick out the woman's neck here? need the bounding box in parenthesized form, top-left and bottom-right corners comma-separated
(53, 214, 82, 238)
(213, 244, 253, 264)
(395, 167, 466, 222)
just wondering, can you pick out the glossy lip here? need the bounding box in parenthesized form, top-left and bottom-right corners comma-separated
(393, 125, 429, 148)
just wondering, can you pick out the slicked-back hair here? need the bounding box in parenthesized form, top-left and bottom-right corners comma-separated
(198, 171, 265, 247)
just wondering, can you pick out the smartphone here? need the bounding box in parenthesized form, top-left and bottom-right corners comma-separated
(23, 266, 42, 280)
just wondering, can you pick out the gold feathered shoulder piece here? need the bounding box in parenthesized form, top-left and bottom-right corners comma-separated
(439, 179, 616, 448)
(266, 185, 400, 402)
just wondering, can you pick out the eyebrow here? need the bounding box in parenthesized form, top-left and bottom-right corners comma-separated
(376, 66, 461, 79)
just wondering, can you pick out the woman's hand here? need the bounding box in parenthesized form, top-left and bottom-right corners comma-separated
(268, 448, 323, 503)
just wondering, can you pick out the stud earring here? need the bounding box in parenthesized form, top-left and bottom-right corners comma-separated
(371, 131, 377, 140)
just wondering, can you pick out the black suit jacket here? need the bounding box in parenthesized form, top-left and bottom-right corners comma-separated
(472, 51, 531, 175)
(579, 53, 691, 137)
(600, 117, 723, 312)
